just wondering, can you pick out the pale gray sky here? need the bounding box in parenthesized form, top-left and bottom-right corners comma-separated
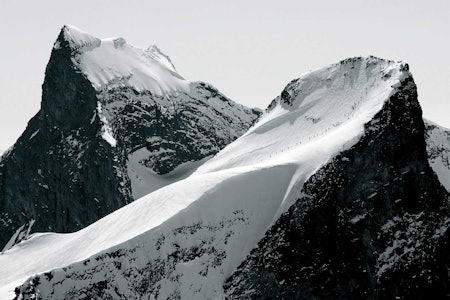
(1, 0, 449, 149)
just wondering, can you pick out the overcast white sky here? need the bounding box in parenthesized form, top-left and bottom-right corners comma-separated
(0, 0, 449, 149)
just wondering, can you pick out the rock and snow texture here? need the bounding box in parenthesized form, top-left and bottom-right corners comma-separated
(61, 25, 189, 95)
(0, 25, 259, 250)
(425, 120, 450, 192)
(3, 56, 447, 299)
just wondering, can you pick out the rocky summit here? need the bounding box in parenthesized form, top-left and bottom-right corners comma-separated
(0, 25, 260, 250)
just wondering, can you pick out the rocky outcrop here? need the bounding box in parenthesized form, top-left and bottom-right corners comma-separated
(224, 72, 450, 298)
(0, 28, 130, 249)
(100, 81, 260, 176)
(0, 26, 260, 249)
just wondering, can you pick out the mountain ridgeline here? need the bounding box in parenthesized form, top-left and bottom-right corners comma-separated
(0, 26, 260, 250)
(7, 55, 450, 299)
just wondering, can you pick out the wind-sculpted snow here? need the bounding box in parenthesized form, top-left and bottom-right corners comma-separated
(2, 56, 430, 299)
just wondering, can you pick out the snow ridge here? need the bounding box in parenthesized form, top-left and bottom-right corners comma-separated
(198, 58, 406, 170)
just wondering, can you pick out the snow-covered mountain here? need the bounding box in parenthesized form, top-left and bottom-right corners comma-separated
(2, 56, 449, 299)
(0, 25, 260, 250)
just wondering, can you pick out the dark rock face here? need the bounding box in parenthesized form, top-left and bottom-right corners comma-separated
(0, 30, 131, 249)
(0, 28, 260, 249)
(224, 76, 450, 298)
(100, 82, 260, 175)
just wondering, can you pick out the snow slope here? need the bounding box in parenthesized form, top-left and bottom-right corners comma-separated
(61, 25, 189, 95)
(0, 57, 412, 299)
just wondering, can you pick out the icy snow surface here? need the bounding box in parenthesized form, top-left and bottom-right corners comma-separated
(0, 57, 410, 298)
(61, 25, 189, 95)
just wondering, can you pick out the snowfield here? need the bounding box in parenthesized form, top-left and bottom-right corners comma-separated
(0, 57, 415, 298)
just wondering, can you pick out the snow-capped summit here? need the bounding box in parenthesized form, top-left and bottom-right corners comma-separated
(56, 25, 189, 95)
(197, 56, 410, 175)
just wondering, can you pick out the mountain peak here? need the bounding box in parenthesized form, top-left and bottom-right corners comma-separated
(265, 55, 410, 116)
(56, 24, 101, 51)
(199, 56, 412, 176)
(52, 25, 189, 95)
